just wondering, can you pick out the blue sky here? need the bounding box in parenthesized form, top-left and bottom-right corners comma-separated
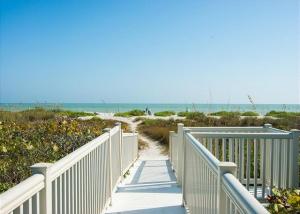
(0, 0, 299, 104)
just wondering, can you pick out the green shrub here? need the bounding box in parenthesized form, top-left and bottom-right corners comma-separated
(154, 111, 175, 117)
(52, 109, 96, 118)
(0, 109, 126, 193)
(267, 188, 300, 213)
(185, 112, 206, 120)
(177, 111, 189, 117)
(209, 111, 241, 117)
(241, 111, 259, 116)
(138, 119, 177, 148)
(177, 111, 205, 118)
(266, 111, 300, 118)
(114, 109, 145, 117)
(0, 108, 56, 122)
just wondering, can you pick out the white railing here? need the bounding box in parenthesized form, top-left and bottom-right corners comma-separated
(0, 123, 138, 214)
(122, 132, 138, 174)
(189, 124, 300, 199)
(170, 123, 294, 213)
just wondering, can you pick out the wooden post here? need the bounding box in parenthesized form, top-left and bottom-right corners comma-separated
(115, 122, 122, 176)
(104, 128, 113, 205)
(177, 123, 184, 186)
(182, 128, 190, 206)
(31, 163, 53, 214)
(290, 129, 300, 187)
(169, 131, 175, 164)
(217, 162, 237, 214)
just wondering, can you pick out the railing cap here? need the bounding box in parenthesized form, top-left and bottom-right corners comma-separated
(218, 162, 237, 175)
(103, 128, 111, 132)
(184, 128, 191, 133)
(115, 122, 122, 126)
(290, 129, 300, 137)
(31, 162, 53, 168)
(31, 163, 53, 175)
(263, 123, 272, 128)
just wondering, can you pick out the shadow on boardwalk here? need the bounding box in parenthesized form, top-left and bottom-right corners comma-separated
(106, 159, 186, 214)
(107, 205, 185, 214)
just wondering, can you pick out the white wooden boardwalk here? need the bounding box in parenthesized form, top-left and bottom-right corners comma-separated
(105, 135, 186, 214)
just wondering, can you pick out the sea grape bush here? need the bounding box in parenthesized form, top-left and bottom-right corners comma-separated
(0, 109, 120, 193)
(267, 188, 300, 213)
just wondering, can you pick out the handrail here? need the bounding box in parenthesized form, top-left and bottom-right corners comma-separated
(191, 132, 291, 139)
(0, 174, 45, 213)
(170, 123, 277, 213)
(186, 133, 219, 172)
(185, 125, 287, 133)
(222, 173, 268, 214)
(0, 124, 139, 214)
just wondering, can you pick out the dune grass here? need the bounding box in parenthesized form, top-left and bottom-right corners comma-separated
(177, 111, 206, 119)
(241, 111, 259, 116)
(114, 109, 145, 117)
(154, 111, 175, 117)
(209, 111, 241, 117)
(138, 114, 300, 152)
(266, 111, 300, 118)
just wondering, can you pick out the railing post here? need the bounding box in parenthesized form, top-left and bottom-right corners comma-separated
(263, 123, 272, 131)
(177, 123, 184, 186)
(182, 128, 190, 206)
(169, 131, 175, 164)
(104, 128, 113, 205)
(290, 129, 300, 187)
(115, 122, 122, 176)
(31, 163, 53, 214)
(217, 162, 237, 214)
(135, 131, 138, 160)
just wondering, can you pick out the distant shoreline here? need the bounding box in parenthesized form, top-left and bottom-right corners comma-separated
(0, 103, 299, 115)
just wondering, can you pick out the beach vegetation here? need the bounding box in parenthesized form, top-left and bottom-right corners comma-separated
(177, 111, 189, 117)
(0, 109, 127, 193)
(51, 109, 97, 118)
(241, 111, 259, 116)
(138, 139, 149, 150)
(177, 111, 206, 120)
(154, 111, 175, 117)
(267, 188, 300, 213)
(266, 111, 300, 118)
(138, 115, 300, 151)
(114, 109, 145, 117)
(209, 111, 241, 117)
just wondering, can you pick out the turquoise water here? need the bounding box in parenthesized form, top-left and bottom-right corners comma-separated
(0, 103, 299, 115)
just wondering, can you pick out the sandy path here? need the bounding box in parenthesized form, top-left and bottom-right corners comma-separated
(96, 113, 166, 159)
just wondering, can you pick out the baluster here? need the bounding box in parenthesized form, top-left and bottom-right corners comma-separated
(278, 139, 282, 188)
(254, 139, 258, 198)
(229, 138, 234, 162)
(262, 139, 266, 199)
(222, 138, 226, 161)
(246, 139, 250, 190)
(286, 139, 290, 188)
(270, 140, 274, 195)
(238, 138, 243, 180)
(216, 138, 220, 160)
(234, 138, 238, 164)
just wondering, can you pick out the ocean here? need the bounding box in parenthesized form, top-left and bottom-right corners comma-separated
(0, 103, 300, 115)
